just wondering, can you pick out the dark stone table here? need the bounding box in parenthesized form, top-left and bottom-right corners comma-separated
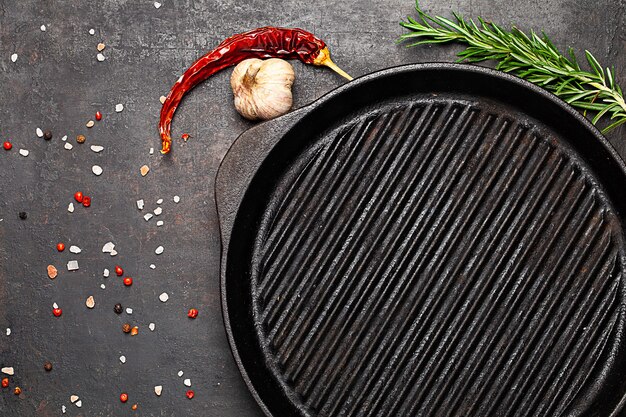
(0, 1, 624, 416)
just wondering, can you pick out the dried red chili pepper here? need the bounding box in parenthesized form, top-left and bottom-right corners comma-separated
(158, 26, 352, 154)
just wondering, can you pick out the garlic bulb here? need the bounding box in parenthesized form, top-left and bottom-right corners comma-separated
(230, 58, 295, 120)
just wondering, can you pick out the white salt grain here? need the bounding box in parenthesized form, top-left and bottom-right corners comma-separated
(157, 220, 164, 227)
(69, 245, 81, 254)
(64, 143, 73, 150)
(157, 198, 163, 205)
(67, 260, 79, 271)
(61, 135, 68, 141)
(103, 268, 110, 277)
(154, 2, 162, 8)
(100, 284, 106, 289)
(102, 242, 115, 253)
(19, 149, 29, 157)
(184, 378, 191, 387)
(70, 395, 79, 403)
(76, 400, 82, 408)
(119, 355, 126, 364)
(173, 195, 180, 203)
(68, 203, 75, 213)
(92, 165, 103, 176)
(144, 213, 153, 221)
(89, 28, 95, 35)
(155, 246, 164, 255)
(154, 207, 162, 216)
(5, 328, 10, 336)
(62, 405, 66, 413)
(126, 308, 133, 314)
(10, 53, 17, 63)
(36, 128, 43, 137)
(1, 367, 14, 375)
(96, 53, 105, 62)
(178, 371, 184, 377)
(53, 303, 58, 309)
(90, 145, 104, 153)
(150, 264, 156, 269)
(110, 249, 117, 256)
(115, 103, 124, 112)
(159, 293, 169, 302)
(149, 323, 155, 331)
(40, 25, 46, 32)
(150, 147, 154, 155)
(154, 385, 162, 396)
(137, 199, 144, 210)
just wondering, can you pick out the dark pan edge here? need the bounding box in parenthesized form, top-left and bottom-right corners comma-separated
(215, 62, 626, 417)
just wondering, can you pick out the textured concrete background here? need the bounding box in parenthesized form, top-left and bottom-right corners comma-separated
(0, 0, 624, 416)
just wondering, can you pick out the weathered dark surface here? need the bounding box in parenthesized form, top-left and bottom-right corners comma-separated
(0, 1, 624, 416)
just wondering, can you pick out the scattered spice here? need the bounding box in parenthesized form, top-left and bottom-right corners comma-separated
(123, 277, 133, 286)
(140, 165, 150, 176)
(1, 378, 8, 388)
(188, 308, 198, 319)
(154, 385, 162, 396)
(130, 326, 139, 336)
(3, 141, 12, 150)
(43, 361, 53, 372)
(115, 265, 124, 276)
(131, 404, 138, 410)
(114, 303, 123, 314)
(13, 386, 21, 395)
(70, 395, 79, 403)
(82, 196, 91, 207)
(47, 265, 58, 279)
(43, 130, 52, 140)
(52, 307, 62, 317)
(74, 192, 84, 203)
(76, 134, 86, 143)
(122, 323, 131, 333)
(186, 390, 194, 399)
(18, 211, 27, 220)
(120, 393, 128, 403)
(85, 296, 95, 309)
(56, 242, 65, 252)
(97, 43, 105, 52)
(181, 133, 190, 141)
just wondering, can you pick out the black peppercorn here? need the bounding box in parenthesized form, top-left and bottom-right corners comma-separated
(43, 130, 52, 141)
(114, 303, 123, 314)
(18, 211, 27, 220)
(43, 361, 52, 372)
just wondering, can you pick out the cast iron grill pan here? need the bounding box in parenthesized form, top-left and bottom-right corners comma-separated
(215, 64, 626, 417)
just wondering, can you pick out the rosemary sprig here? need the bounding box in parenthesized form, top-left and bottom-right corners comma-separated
(399, 1, 626, 133)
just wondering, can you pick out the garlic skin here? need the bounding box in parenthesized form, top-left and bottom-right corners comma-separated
(230, 58, 295, 120)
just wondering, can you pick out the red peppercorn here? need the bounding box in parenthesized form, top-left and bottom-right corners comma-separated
(181, 133, 190, 141)
(52, 308, 62, 317)
(56, 242, 65, 252)
(95, 111, 102, 121)
(1, 378, 8, 388)
(82, 196, 91, 207)
(186, 390, 194, 399)
(187, 308, 199, 319)
(3, 141, 12, 151)
(74, 191, 83, 203)
(120, 393, 128, 403)
(123, 277, 133, 286)
(115, 265, 124, 276)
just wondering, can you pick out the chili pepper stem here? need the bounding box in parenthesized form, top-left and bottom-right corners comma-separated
(313, 47, 353, 81)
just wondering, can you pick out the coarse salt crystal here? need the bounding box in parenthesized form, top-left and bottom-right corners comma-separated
(64, 143, 73, 150)
(1, 367, 14, 375)
(149, 323, 155, 331)
(178, 371, 184, 377)
(154, 385, 162, 396)
(69, 245, 81, 254)
(10, 53, 17, 63)
(159, 293, 169, 302)
(126, 308, 133, 314)
(36, 128, 43, 137)
(137, 199, 144, 210)
(115, 103, 124, 112)
(40, 25, 46, 32)
(155, 246, 164, 255)
(140, 165, 150, 176)
(62, 405, 66, 413)
(89, 28, 95, 35)
(173, 195, 180, 203)
(110, 249, 117, 256)
(90, 145, 104, 153)
(70, 395, 79, 403)
(67, 260, 79, 271)
(157, 220, 164, 227)
(103, 268, 110, 277)
(92, 165, 103, 176)
(119, 355, 126, 363)
(157, 198, 163, 205)
(53, 302, 58, 309)
(102, 242, 115, 253)
(100, 284, 106, 289)
(85, 295, 95, 309)
(96, 53, 105, 62)
(19, 149, 29, 157)
(144, 213, 153, 221)
(149, 147, 154, 155)
(97, 43, 105, 52)
(150, 264, 156, 269)
(154, 2, 162, 8)
(5, 328, 10, 336)
(75, 400, 82, 408)
(184, 378, 191, 387)
(61, 135, 67, 141)
(86, 120, 95, 128)
(154, 207, 162, 216)
(159, 96, 166, 104)
(68, 203, 74, 213)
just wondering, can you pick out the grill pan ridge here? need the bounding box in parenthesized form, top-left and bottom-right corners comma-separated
(216, 64, 626, 417)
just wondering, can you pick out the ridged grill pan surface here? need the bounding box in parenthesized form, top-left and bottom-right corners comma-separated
(215, 64, 626, 417)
